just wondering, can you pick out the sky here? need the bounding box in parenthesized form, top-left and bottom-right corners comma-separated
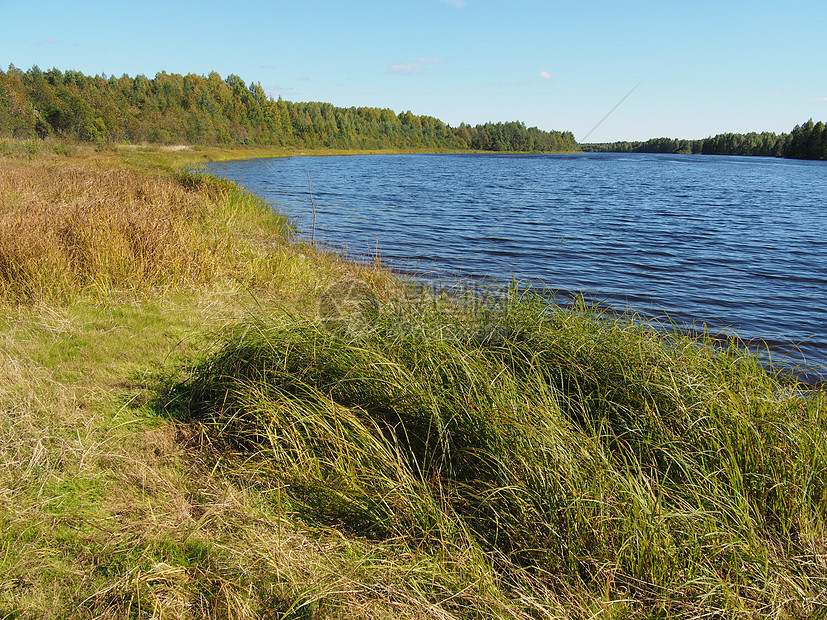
(2, 0, 826, 143)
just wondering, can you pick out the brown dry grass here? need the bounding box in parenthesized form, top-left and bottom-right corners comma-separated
(0, 157, 259, 301)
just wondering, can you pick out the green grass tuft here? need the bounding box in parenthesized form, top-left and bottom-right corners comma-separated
(166, 286, 827, 616)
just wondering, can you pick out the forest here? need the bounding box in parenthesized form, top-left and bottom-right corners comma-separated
(3, 65, 824, 160)
(582, 121, 827, 160)
(0, 65, 577, 153)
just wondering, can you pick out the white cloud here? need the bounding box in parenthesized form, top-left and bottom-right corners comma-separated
(389, 62, 425, 75)
(770, 85, 793, 95)
(35, 37, 62, 47)
(441, 0, 467, 7)
(269, 83, 296, 95)
(389, 57, 446, 76)
(390, 62, 424, 72)
(539, 70, 555, 80)
(815, 96, 827, 102)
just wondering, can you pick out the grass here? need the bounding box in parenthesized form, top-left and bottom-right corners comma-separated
(0, 138, 825, 618)
(0, 145, 294, 302)
(164, 288, 827, 617)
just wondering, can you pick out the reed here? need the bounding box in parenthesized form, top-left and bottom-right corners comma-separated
(168, 285, 827, 617)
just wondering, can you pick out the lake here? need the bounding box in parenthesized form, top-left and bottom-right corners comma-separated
(206, 152, 827, 379)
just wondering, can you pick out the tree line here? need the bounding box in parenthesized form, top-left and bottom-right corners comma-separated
(582, 121, 827, 160)
(0, 65, 577, 153)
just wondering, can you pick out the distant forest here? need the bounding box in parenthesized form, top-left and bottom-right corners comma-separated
(0, 65, 577, 153)
(582, 120, 827, 160)
(2, 65, 824, 160)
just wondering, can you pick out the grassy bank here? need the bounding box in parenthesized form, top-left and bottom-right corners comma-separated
(1, 139, 825, 618)
(166, 289, 827, 618)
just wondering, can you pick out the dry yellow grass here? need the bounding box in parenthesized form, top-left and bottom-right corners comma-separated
(1, 157, 247, 301)
(0, 144, 393, 312)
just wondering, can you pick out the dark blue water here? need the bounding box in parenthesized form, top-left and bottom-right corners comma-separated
(207, 152, 827, 377)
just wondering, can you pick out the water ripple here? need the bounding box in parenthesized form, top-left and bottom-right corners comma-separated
(208, 153, 827, 377)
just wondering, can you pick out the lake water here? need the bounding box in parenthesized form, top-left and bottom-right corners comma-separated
(206, 152, 827, 379)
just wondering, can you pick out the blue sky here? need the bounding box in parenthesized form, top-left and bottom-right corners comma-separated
(2, 0, 826, 142)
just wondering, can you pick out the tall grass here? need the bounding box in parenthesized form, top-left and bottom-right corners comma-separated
(0, 155, 291, 302)
(167, 286, 827, 617)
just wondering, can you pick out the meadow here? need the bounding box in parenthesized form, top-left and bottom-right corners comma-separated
(0, 138, 824, 619)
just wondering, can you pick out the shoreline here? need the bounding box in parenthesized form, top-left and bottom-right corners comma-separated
(206, 147, 826, 387)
